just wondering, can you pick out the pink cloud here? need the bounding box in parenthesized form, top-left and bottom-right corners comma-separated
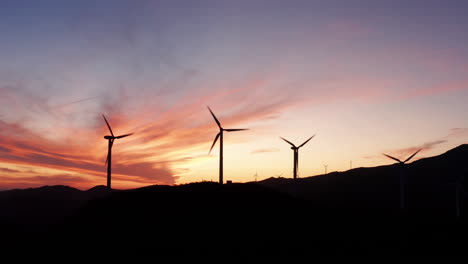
(250, 148, 280, 154)
(3, 64, 463, 190)
(386, 140, 448, 159)
(370, 127, 468, 162)
(399, 81, 468, 100)
(446, 128, 468, 138)
(0, 75, 306, 189)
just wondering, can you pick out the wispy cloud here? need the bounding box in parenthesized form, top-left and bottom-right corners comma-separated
(250, 148, 280, 154)
(399, 81, 468, 100)
(6, 65, 452, 189)
(0, 74, 309, 189)
(368, 126, 468, 162)
(387, 140, 448, 159)
(446, 128, 468, 138)
(0, 167, 21, 173)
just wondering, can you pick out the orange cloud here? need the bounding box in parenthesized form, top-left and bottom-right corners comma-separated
(5, 68, 460, 190)
(0, 75, 306, 190)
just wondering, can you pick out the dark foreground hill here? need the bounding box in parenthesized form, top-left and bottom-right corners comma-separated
(0, 145, 467, 255)
(258, 144, 468, 218)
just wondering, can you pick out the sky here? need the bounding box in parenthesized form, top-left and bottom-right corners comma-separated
(0, 0, 468, 190)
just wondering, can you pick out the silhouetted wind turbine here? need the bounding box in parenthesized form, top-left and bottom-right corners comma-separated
(382, 149, 421, 210)
(274, 172, 284, 178)
(207, 106, 248, 184)
(324, 164, 328, 174)
(449, 175, 465, 218)
(103, 114, 133, 189)
(454, 180, 464, 218)
(280, 135, 315, 180)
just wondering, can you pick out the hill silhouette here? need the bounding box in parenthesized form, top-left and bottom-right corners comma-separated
(257, 144, 468, 218)
(1, 145, 467, 255)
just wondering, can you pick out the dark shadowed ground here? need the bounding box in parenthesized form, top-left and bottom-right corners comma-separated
(1, 145, 467, 256)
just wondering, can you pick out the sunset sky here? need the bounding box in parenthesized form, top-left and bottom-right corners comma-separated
(0, 0, 467, 190)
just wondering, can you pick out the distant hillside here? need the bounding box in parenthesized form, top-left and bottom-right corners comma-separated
(0, 185, 112, 233)
(1, 145, 468, 255)
(257, 144, 468, 217)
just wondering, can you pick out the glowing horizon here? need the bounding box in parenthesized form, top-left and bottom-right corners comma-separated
(1, 1, 468, 190)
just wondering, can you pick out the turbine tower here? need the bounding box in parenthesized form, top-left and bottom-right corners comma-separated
(207, 106, 248, 184)
(102, 114, 133, 189)
(449, 175, 465, 218)
(455, 180, 464, 218)
(280, 135, 315, 180)
(382, 149, 421, 210)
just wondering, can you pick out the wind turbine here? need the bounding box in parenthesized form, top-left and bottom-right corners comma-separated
(274, 172, 284, 178)
(449, 175, 465, 219)
(382, 149, 421, 210)
(102, 114, 133, 189)
(454, 180, 464, 219)
(324, 164, 328, 174)
(207, 106, 248, 184)
(280, 135, 315, 180)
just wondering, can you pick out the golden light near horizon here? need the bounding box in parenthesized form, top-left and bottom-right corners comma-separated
(0, 1, 468, 190)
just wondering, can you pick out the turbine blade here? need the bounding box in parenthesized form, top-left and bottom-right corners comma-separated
(102, 114, 114, 137)
(404, 148, 421, 163)
(105, 141, 113, 166)
(209, 132, 221, 154)
(280, 137, 296, 148)
(224, 128, 248, 132)
(207, 106, 221, 128)
(298, 135, 315, 148)
(382, 153, 402, 163)
(115, 133, 133, 139)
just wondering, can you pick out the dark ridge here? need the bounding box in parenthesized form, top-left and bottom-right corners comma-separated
(0, 144, 467, 255)
(257, 144, 468, 217)
(86, 185, 109, 192)
(85, 185, 113, 197)
(51, 182, 312, 255)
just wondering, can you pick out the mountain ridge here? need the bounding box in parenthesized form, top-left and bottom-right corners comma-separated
(0, 144, 467, 255)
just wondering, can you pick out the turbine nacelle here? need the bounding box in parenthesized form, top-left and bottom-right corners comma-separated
(102, 114, 134, 189)
(280, 135, 315, 180)
(280, 135, 315, 149)
(102, 115, 134, 140)
(382, 148, 422, 165)
(207, 106, 248, 154)
(207, 106, 248, 185)
(381, 148, 422, 210)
